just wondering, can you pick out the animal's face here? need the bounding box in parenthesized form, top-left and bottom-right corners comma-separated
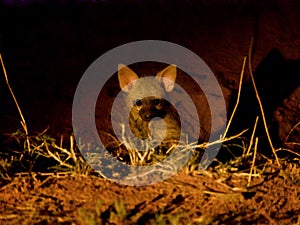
(118, 63, 177, 118)
(118, 64, 179, 141)
(131, 96, 166, 122)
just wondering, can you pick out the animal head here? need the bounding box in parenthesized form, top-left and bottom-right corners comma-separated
(118, 64, 177, 122)
(117, 64, 179, 141)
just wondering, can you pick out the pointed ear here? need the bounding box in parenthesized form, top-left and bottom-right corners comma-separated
(118, 64, 139, 92)
(156, 64, 177, 92)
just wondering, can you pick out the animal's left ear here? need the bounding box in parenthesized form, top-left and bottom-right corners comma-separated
(156, 64, 177, 92)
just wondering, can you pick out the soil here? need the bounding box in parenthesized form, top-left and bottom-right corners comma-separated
(0, 0, 300, 224)
(1, 164, 299, 224)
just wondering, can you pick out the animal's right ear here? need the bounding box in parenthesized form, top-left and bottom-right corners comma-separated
(118, 64, 139, 92)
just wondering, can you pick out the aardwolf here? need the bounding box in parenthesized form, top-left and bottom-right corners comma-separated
(117, 64, 181, 153)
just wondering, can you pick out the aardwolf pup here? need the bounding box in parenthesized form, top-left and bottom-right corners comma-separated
(118, 64, 181, 153)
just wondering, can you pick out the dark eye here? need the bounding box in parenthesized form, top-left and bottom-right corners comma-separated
(133, 99, 142, 106)
(152, 99, 161, 106)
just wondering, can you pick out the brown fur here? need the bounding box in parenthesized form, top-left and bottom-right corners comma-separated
(118, 64, 180, 152)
